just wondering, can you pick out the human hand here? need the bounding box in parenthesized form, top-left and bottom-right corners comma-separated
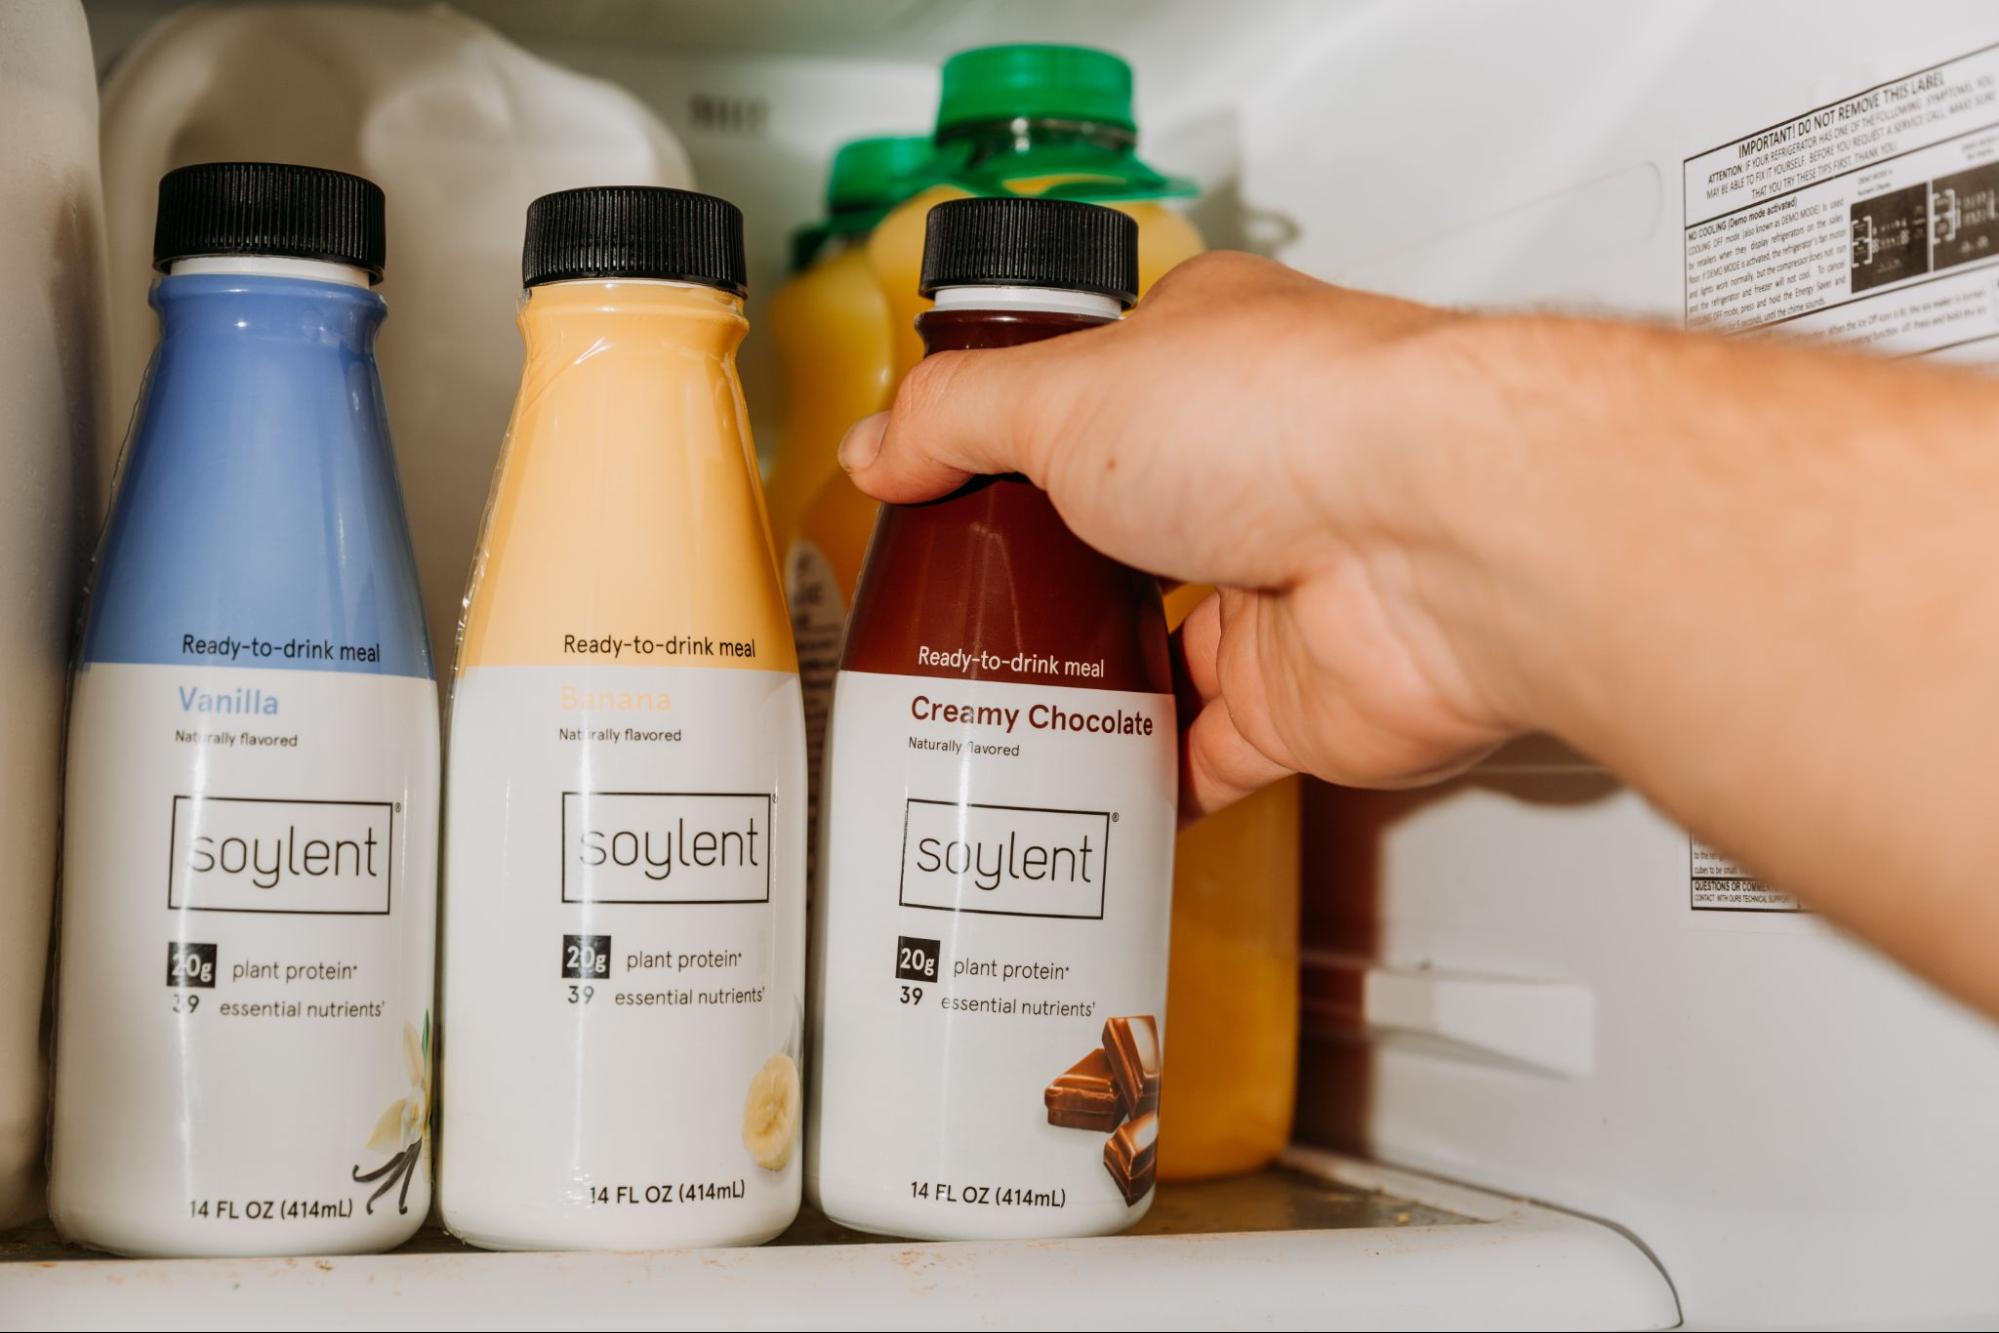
(838, 252, 1529, 817)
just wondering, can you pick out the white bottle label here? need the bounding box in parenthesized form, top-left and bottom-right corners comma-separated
(809, 669, 1176, 1239)
(441, 666, 806, 1249)
(52, 664, 438, 1253)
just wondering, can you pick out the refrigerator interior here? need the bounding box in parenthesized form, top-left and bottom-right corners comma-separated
(5, 1, 1999, 1327)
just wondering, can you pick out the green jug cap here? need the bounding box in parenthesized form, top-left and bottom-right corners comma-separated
(790, 133, 935, 270)
(826, 135, 936, 218)
(936, 44, 1135, 133)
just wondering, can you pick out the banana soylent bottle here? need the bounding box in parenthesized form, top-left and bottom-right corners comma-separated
(441, 188, 806, 1250)
(52, 163, 438, 1257)
(810, 198, 1176, 1240)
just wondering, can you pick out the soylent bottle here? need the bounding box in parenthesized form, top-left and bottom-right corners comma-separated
(52, 163, 438, 1257)
(441, 188, 806, 1250)
(810, 198, 1176, 1240)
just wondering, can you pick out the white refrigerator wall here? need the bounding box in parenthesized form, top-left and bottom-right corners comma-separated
(1258, 3, 1999, 1328)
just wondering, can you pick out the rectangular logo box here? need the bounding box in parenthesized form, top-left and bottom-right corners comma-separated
(168, 795, 395, 915)
(561, 791, 773, 906)
(899, 798, 1110, 920)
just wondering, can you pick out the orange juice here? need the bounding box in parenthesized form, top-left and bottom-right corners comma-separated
(766, 135, 931, 563)
(1158, 586, 1301, 1181)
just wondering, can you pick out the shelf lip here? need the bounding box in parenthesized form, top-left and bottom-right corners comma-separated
(1, 1150, 1680, 1331)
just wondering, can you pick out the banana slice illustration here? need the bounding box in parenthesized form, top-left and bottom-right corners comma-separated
(742, 1051, 801, 1171)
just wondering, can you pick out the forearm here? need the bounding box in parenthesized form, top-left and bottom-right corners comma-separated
(1387, 314, 1999, 1010)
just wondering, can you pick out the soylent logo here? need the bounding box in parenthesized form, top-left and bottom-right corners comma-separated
(899, 799, 1110, 920)
(562, 791, 772, 905)
(169, 796, 394, 914)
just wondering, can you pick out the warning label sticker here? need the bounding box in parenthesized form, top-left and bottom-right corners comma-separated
(1689, 840, 1803, 914)
(1669, 47, 1999, 920)
(1684, 42, 1999, 359)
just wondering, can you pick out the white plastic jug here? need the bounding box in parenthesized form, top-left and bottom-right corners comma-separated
(0, 0, 107, 1228)
(98, 3, 696, 685)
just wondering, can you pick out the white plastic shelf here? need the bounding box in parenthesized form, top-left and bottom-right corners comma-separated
(0, 1149, 1678, 1330)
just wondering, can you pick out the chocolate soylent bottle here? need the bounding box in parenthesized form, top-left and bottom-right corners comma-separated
(808, 198, 1177, 1240)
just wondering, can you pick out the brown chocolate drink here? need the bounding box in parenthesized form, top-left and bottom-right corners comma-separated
(839, 305, 1169, 693)
(809, 198, 1178, 1242)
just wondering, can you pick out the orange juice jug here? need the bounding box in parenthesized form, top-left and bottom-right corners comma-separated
(1159, 588, 1301, 1180)
(766, 134, 932, 560)
(867, 44, 1209, 387)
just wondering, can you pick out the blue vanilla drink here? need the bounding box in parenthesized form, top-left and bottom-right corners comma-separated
(50, 164, 438, 1257)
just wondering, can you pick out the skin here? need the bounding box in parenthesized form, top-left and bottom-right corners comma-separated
(838, 251, 1999, 1019)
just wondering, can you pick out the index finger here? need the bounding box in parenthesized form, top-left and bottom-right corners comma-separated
(837, 329, 1102, 504)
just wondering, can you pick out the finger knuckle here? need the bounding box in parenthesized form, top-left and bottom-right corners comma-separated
(1142, 250, 1268, 306)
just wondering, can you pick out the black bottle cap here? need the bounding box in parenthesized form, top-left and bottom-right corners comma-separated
(153, 162, 386, 282)
(522, 186, 748, 295)
(918, 196, 1138, 306)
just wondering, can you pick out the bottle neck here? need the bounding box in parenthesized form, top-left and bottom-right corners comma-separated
(935, 116, 1136, 168)
(918, 286, 1122, 356)
(150, 259, 386, 349)
(168, 254, 372, 288)
(519, 278, 747, 358)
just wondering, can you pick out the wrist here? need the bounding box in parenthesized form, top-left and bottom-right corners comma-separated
(1353, 311, 1627, 746)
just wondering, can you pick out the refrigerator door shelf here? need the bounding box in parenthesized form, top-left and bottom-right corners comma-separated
(0, 1149, 1677, 1330)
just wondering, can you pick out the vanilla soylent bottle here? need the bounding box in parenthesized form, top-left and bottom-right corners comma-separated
(441, 188, 806, 1250)
(52, 163, 438, 1257)
(810, 198, 1177, 1240)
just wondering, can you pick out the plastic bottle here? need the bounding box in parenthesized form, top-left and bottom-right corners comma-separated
(51, 163, 438, 1257)
(441, 187, 806, 1251)
(766, 134, 932, 561)
(766, 135, 931, 856)
(1160, 580, 1300, 1181)
(809, 198, 1177, 1240)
